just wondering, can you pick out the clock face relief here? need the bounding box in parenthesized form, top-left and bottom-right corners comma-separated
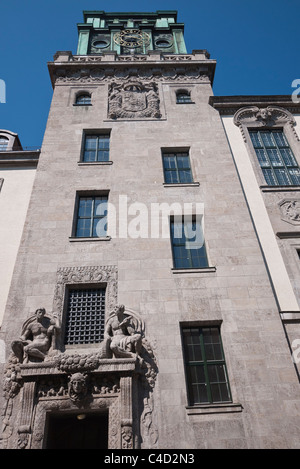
(113, 29, 150, 48)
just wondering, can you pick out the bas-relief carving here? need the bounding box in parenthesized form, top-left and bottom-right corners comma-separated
(54, 66, 210, 84)
(233, 105, 300, 142)
(2, 297, 158, 449)
(108, 80, 161, 119)
(279, 199, 300, 225)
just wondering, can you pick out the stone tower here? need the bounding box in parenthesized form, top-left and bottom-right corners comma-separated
(1, 10, 300, 450)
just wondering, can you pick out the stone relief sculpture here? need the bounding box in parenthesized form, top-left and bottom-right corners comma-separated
(108, 79, 161, 119)
(103, 304, 143, 362)
(2, 300, 158, 449)
(234, 105, 299, 142)
(11, 308, 60, 363)
(68, 373, 88, 402)
(279, 199, 300, 225)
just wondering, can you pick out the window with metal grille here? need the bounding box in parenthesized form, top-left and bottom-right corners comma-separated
(249, 129, 300, 186)
(83, 134, 110, 162)
(64, 287, 106, 345)
(181, 326, 232, 405)
(162, 151, 193, 184)
(170, 218, 208, 269)
(75, 195, 108, 238)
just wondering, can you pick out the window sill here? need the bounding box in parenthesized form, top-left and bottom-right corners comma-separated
(260, 185, 300, 192)
(73, 104, 92, 107)
(69, 236, 111, 242)
(171, 267, 216, 274)
(78, 161, 113, 166)
(163, 182, 200, 187)
(186, 403, 243, 415)
(176, 102, 195, 105)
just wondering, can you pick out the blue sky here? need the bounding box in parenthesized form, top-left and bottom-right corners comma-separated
(0, 0, 299, 148)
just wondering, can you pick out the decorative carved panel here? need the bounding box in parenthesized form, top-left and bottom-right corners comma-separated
(108, 79, 161, 119)
(233, 105, 299, 142)
(279, 199, 300, 225)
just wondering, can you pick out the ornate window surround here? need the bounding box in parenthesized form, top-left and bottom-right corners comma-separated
(233, 105, 300, 190)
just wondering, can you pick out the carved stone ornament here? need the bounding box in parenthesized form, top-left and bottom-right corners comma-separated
(2, 301, 158, 449)
(54, 66, 211, 84)
(279, 199, 300, 225)
(108, 79, 161, 119)
(11, 308, 61, 364)
(68, 372, 88, 402)
(233, 105, 299, 142)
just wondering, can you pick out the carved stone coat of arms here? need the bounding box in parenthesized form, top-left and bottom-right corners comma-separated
(108, 80, 161, 119)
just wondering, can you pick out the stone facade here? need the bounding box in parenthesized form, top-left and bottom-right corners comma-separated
(1, 11, 300, 450)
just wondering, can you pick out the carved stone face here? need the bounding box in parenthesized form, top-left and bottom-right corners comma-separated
(68, 373, 88, 401)
(35, 308, 46, 319)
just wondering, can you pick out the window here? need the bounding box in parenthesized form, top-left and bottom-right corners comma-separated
(0, 137, 8, 151)
(75, 195, 108, 238)
(181, 325, 232, 405)
(163, 151, 193, 184)
(176, 91, 192, 104)
(83, 134, 110, 162)
(249, 129, 300, 186)
(170, 218, 209, 269)
(64, 287, 106, 345)
(75, 93, 91, 105)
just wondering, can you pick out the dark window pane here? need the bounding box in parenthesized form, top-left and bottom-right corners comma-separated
(289, 169, 300, 185)
(76, 218, 91, 238)
(78, 198, 93, 217)
(179, 170, 193, 183)
(274, 169, 291, 185)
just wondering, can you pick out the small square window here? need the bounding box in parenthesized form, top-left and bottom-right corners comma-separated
(176, 91, 192, 104)
(75, 93, 91, 105)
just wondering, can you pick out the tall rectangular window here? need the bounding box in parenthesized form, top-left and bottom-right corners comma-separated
(83, 134, 110, 162)
(75, 195, 108, 238)
(162, 151, 193, 184)
(249, 129, 300, 186)
(181, 326, 232, 405)
(171, 218, 208, 269)
(64, 287, 106, 345)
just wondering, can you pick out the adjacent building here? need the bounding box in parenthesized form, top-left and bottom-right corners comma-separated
(1, 10, 300, 450)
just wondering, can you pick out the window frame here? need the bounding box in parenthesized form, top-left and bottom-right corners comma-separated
(162, 150, 194, 184)
(176, 90, 193, 104)
(72, 191, 109, 240)
(74, 92, 92, 106)
(249, 128, 300, 186)
(81, 131, 111, 163)
(170, 216, 209, 270)
(181, 324, 232, 406)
